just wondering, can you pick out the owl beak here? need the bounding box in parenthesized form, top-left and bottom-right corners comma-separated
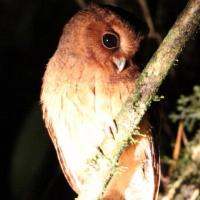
(113, 58, 126, 73)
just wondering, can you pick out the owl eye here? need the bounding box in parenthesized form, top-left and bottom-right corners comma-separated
(102, 33, 118, 49)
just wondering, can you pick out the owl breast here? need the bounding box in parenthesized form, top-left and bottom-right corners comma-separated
(41, 51, 140, 192)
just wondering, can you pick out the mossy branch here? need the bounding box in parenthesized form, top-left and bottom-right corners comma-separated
(77, 0, 200, 199)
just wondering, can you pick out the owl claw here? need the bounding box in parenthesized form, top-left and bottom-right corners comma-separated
(104, 120, 117, 139)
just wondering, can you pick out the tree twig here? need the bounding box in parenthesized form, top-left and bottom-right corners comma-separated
(137, 0, 162, 43)
(102, 0, 117, 6)
(74, 0, 86, 9)
(172, 120, 183, 165)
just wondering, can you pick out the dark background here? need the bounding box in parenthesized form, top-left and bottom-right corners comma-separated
(0, 0, 199, 199)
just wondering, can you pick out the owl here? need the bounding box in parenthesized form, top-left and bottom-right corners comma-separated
(41, 4, 160, 200)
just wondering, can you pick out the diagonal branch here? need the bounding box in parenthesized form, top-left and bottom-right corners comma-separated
(77, 0, 200, 199)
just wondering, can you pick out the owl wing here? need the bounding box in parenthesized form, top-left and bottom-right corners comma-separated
(102, 116, 159, 200)
(42, 111, 82, 193)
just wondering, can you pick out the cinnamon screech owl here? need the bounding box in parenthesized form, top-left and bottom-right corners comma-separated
(41, 4, 160, 200)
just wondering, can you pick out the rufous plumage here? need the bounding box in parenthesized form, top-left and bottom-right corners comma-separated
(41, 4, 159, 200)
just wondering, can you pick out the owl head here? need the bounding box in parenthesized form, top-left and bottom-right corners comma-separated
(57, 4, 149, 73)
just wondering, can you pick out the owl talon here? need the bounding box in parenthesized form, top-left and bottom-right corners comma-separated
(104, 120, 117, 139)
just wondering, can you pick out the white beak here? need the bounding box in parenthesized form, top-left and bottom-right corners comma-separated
(113, 57, 126, 73)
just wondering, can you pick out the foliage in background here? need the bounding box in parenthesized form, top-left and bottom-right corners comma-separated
(169, 85, 200, 133)
(162, 86, 200, 199)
